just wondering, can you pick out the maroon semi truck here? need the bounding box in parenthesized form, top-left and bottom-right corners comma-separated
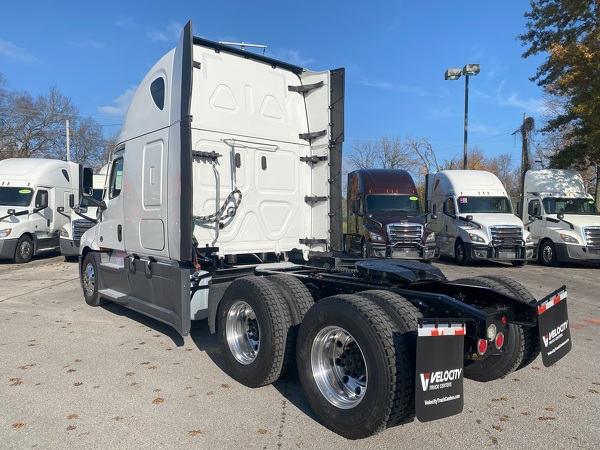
(345, 169, 438, 261)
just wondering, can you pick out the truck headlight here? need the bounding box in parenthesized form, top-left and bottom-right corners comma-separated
(368, 231, 385, 242)
(560, 234, 579, 244)
(526, 234, 533, 243)
(0, 228, 12, 238)
(468, 233, 486, 243)
(60, 228, 70, 238)
(425, 232, 436, 243)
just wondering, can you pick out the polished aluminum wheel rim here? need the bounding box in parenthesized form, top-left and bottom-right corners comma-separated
(226, 300, 259, 365)
(82, 262, 95, 297)
(310, 326, 367, 409)
(542, 245, 553, 263)
(19, 241, 32, 261)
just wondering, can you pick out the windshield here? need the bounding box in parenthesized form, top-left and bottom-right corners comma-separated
(542, 197, 599, 215)
(0, 187, 34, 207)
(457, 196, 513, 214)
(365, 194, 420, 213)
(80, 188, 104, 207)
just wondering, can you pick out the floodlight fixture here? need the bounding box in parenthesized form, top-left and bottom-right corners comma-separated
(445, 68, 462, 80)
(463, 64, 481, 76)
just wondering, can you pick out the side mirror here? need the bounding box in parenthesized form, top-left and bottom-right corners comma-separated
(69, 194, 75, 208)
(528, 215, 537, 222)
(557, 213, 564, 220)
(57, 207, 64, 213)
(431, 213, 438, 220)
(81, 167, 94, 197)
(73, 205, 88, 214)
(7, 209, 15, 215)
(466, 215, 473, 221)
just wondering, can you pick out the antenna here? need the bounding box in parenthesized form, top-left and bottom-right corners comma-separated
(218, 41, 267, 55)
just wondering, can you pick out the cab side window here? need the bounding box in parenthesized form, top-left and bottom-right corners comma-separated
(443, 198, 455, 216)
(528, 200, 541, 216)
(109, 158, 124, 199)
(34, 190, 48, 209)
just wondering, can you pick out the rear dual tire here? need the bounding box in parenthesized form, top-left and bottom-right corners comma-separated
(297, 292, 420, 439)
(452, 276, 538, 381)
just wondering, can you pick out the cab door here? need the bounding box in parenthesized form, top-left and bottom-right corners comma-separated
(95, 153, 126, 252)
(30, 188, 56, 251)
(526, 197, 543, 244)
(438, 197, 457, 256)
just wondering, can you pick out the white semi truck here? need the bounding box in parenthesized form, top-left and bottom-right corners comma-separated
(77, 21, 571, 439)
(60, 169, 107, 260)
(523, 169, 600, 266)
(0, 158, 78, 263)
(426, 170, 534, 266)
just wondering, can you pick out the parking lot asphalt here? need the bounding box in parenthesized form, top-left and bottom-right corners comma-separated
(1, 255, 599, 449)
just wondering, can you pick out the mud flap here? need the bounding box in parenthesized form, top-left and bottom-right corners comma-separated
(537, 286, 571, 367)
(415, 321, 465, 422)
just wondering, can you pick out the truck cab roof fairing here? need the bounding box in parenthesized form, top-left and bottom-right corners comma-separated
(192, 37, 305, 76)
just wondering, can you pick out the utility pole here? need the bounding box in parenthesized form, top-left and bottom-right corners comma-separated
(515, 114, 534, 215)
(596, 165, 600, 213)
(66, 119, 71, 162)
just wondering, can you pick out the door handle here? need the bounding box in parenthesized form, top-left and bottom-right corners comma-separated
(118, 224, 122, 242)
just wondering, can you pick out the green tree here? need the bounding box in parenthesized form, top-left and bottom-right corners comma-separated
(518, 0, 600, 168)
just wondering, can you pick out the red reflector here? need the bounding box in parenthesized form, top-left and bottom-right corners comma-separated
(477, 339, 488, 355)
(495, 332, 505, 349)
(501, 316, 507, 324)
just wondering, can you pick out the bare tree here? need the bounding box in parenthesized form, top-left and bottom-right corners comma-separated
(1, 86, 78, 159)
(403, 136, 441, 176)
(347, 136, 414, 170)
(0, 76, 108, 168)
(346, 135, 440, 179)
(100, 127, 120, 169)
(67, 117, 106, 169)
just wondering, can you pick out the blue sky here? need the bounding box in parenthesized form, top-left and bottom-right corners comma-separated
(0, 1, 546, 168)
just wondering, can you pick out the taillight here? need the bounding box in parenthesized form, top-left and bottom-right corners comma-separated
(477, 339, 488, 355)
(495, 332, 505, 349)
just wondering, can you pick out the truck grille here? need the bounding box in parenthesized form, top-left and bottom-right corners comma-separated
(72, 219, 94, 246)
(583, 226, 600, 248)
(489, 225, 523, 246)
(387, 223, 423, 247)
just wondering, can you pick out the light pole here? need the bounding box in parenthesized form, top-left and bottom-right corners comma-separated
(445, 64, 480, 169)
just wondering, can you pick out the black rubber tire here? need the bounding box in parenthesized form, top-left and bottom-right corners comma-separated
(266, 274, 315, 377)
(455, 240, 469, 266)
(478, 274, 541, 370)
(218, 276, 293, 388)
(296, 294, 404, 439)
(81, 252, 106, 307)
(355, 290, 422, 425)
(539, 240, 559, 266)
(267, 274, 313, 325)
(452, 276, 526, 382)
(361, 240, 368, 258)
(14, 235, 34, 263)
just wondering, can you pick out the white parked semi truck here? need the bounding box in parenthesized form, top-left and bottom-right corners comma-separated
(77, 21, 571, 439)
(523, 169, 600, 266)
(60, 169, 107, 260)
(0, 158, 78, 263)
(426, 170, 534, 266)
